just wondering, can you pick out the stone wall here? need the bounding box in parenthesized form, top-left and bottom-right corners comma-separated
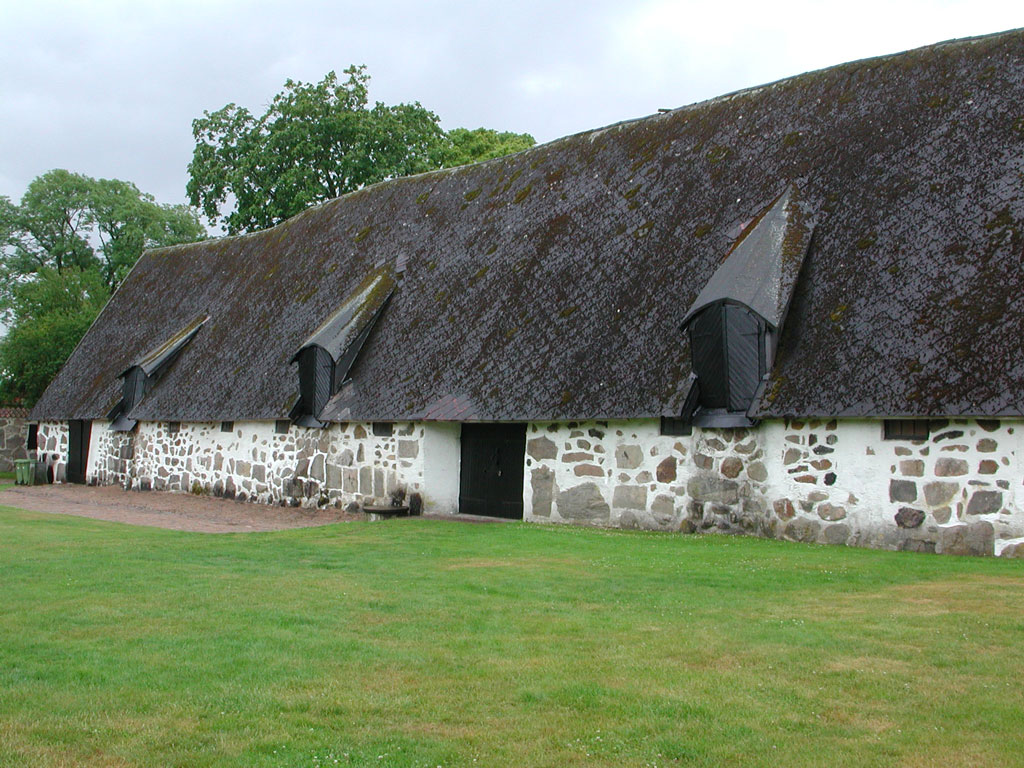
(84, 420, 426, 508)
(36, 421, 69, 483)
(524, 419, 1024, 557)
(40, 415, 1024, 556)
(0, 411, 29, 472)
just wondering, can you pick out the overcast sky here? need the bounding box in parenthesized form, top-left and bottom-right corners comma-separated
(2, 0, 1022, 219)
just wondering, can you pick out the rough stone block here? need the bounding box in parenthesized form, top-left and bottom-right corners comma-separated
(822, 523, 851, 546)
(527, 436, 557, 460)
(978, 459, 998, 474)
(817, 503, 847, 521)
(935, 458, 968, 477)
(562, 452, 594, 463)
(889, 479, 917, 502)
(574, 464, 604, 477)
(656, 457, 676, 483)
(976, 438, 997, 453)
(311, 455, 325, 483)
(923, 481, 958, 507)
(373, 469, 384, 498)
(556, 482, 610, 522)
(531, 466, 554, 517)
(720, 457, 743, 479)
(687, 476, 739, 505)
(784, 518, 820, 543)
(784, 448, 802, 465)
(693, 453, 713, 469)
(773, 498, 795, 520)
(932, 505, 952, 523)
(326, 463, 343, 489)
(396, 440, 419, 460)
(343, 467, 358, 493)
(615, 444, 643, 469)
(899, 460, 924, 477)
(895, 507, 925, 529)
(747, 461, 768, 482)
(966, 490, 1002, 516)
(940, 522, 994, 556)
(1000, 542, 1024, 558)
(359, 466, 372, 495)
(613, 485, 647, 510)
(650, 494, 675, 520)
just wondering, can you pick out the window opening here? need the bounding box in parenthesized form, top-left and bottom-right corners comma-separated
(883, 419, 930, 441)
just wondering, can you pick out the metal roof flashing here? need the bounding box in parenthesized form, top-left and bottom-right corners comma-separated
(681, 185, 814, 332)
(291, 269, 396, 367)
(121, 315, 209, 378)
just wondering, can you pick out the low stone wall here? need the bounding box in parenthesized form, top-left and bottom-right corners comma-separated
(524, 418, 1024, 557)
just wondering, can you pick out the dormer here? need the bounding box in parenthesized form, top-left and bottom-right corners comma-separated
(289, 268, 395, 427)
(679, 186, 813, 427)
(108, 315, 209, 431)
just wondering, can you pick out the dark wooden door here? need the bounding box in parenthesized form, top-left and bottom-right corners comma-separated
(459, 423, 526, 519)
(67, 419, 91, 484)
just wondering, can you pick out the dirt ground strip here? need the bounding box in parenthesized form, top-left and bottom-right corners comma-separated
(0, 484, 361, 533)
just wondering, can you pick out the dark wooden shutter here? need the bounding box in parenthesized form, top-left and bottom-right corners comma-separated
(724, 304, 763, 412)
(689, 306, 727, 409)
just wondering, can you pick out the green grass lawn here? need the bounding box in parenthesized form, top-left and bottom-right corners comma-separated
(1, 507, 1022, 768)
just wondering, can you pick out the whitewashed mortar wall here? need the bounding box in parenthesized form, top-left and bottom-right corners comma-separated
(36, 421, 69, 482)
(523, 418, 1024, 557)
(81, 420, 429, 508)
(37, 417, 1024, 556)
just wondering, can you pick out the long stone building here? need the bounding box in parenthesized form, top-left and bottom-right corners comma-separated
(31, 29, 1024, 556)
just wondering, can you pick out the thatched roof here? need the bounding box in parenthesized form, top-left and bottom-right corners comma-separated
(32, 28, 1024, 422)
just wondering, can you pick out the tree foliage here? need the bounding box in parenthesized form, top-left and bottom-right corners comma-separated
(439, 128, 537, 168)
(188, 66, 535, 234)
(7, 170, 205, 288)
(0, 269, 109, 405)
(0, 170, 206, 405)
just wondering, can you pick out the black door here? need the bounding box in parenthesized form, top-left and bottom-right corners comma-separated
(67, 420, 91, 484)
(459, 423, 526, 519)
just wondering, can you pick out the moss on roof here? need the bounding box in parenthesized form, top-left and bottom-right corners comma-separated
(32, 28, 1024, 422)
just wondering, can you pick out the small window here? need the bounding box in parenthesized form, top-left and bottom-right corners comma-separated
(660, 417, 691, 436)
(883, 419, 930, 441)
(220, 421, 234, 432)
(27, 424, 38, 451)
(275, 419, 290, 435)
(167, 421, 181, 434)
(372, 422, 394, 437)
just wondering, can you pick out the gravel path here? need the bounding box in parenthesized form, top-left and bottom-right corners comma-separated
(0, 484, 360, 533)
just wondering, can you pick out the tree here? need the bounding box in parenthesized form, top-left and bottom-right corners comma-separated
(188, 66, 536, 234)
(5, 170, 205, 289)
(0, 170, 206, 405)
(189, 66, 446, 234)
(438, 127, 536, 168)
(0, 269, 109, 405)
